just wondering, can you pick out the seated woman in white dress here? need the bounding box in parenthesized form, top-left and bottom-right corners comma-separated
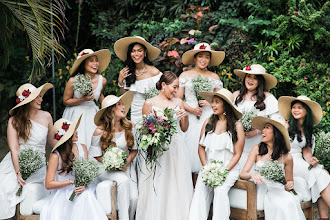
(0, 83, 54, 219)
(240, 116, 306, 220)
(40, 115, 107, 220)
(62, 49, 110, 150)
(189, 89, 245, 220)
(89, 91, 138, 220)
(278, 96, 330, 219)
(114, 36, 162, 125)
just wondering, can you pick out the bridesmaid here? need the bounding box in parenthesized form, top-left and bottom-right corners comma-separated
(233, 64, 280, 170)
(40, 115, 107, 220)
(177, 42, 224, 177)
(90, 91, 136, 220)
(62, 49, 111, 150)
(0, 83, 54, 219)
(240, 116, 306, 220)
(278, 96, 330, 219)
(189, 89, 245, 220)
(114, 36, 162, 125)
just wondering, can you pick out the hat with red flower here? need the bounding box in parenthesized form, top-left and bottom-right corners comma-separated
(182, 42, 225, 66)
(9, 83, 53, 115)
(52, 114, 82, 152)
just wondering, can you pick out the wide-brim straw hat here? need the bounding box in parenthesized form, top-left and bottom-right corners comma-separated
(114, 36, 161, 61)
(94, 91, 134, 126)
(233, 64, 277, 90)
(200, 88, 242, 120)
(52, 115, 82, 152)
(278, 96, 323, 125)
(71, 49, 111, 75)
(182, 43, 225, 66)
(252, 116, 290, 151)
(9, 83, 53, 115)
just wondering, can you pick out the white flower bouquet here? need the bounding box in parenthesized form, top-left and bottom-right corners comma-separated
(309, 131, 330, 170)
(102, 146, 128, 171)
(17, 146, 46, 196)
(69, 158, 100, 201)
(191, 75, 212, 119)
(239, 107, 258, 132)
(255, 160, 297, 195)
(143, 87, 159, 100)
(201, 160, 229, 188)
(72, 74, 93, 96)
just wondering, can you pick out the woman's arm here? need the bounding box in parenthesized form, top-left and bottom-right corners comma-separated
(45, 112, 57, 149)
(118, 67, 130, 95)
(142, 100, 153, 116)
(178, 100, 189, 132)
(302, 146, 318, 167)
(226, 122, 245, 171)
(92, 127, 104, 163)
(240, 145, 263, 185)
(63, 77, 93, 106)
(283, 153, 294, 191)
(198, 119, 209, 166)
(98, 77, 107, 104)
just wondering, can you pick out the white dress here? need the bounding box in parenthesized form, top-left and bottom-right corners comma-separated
(62, 74, 103, 150)
(136, 106, 193, 220)
(0, 120, 47, 219)
(40, 142, 107, 220)
(125, 72, 162, 125)
(234, 94, 281, 170)
(189, 131, 239, 220)
(256, 159, 306, 220)
(290, 135, 330, 202)
(179, 76, 223, 173)
(89, 130, 138, 220)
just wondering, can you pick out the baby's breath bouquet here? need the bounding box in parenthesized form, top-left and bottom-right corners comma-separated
(255, 160, 297, 195)
(201, 160, 229, 188)
(72, 74, 93, 96)
(69, 158, 100, 201)
(17, 146, 46, 196)
(309, 131, 330, 170)
(102, 146, 128, 171)
(192, 75, 212, 119)
(143, 87, 159, 100)
(239, 107, 258, 132)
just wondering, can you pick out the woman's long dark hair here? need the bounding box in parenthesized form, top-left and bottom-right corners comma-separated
(259, 125, 288, 160)
(12, 104, 32, 142)
(235, 74, 266, 111)
(205, 96, 238, 143)
(288, 101, 313, 148)
(57, 138, 74, 174)
(71, 59, 87, 77)
(124, 43, 153, 87)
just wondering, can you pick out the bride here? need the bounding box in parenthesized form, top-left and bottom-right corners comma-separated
(136, 71, 193, 220)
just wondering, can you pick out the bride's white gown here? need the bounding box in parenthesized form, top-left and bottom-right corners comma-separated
(136, 105, 193, 220)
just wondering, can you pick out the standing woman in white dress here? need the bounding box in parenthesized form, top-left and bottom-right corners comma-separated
(189, 89, 245, 220)
(89, 91, 138, 220)
(278, 96, 330, 219)
(240, 116, 306, 220)
(136, 71, 193, 220)
(62, 49, 110, 150)
(0, 83, 54, 219)
(177, 43, 224, 178)
(115, 36, 162, 125)
(233, 64, 280, 170)
(40, 115, 107, 220)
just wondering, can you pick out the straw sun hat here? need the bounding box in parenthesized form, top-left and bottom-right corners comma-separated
(200, 88, 242, 120)
(182, 43, 225, 67)
(278, 96, 323, 125)
(251, 116, 290, 151)
(114, 36, 161, 62)
(9, 83, 53, 115)
(94, 91, 134, 126)
(71, 49, 111, 75)
(233, 64, 277, 90)
(52, 115, 82, 152)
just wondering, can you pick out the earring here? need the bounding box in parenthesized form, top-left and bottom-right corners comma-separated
(162, 88, 165, 92)
(223, 112, 226, 116)
(145, 54, 147, 57)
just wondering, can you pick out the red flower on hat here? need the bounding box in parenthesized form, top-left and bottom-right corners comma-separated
(16, 98, 21, 104)
(54, 133, 62, 140)
(199, 44, 206, 49)
(22, 90, 31, 98)
(245, 66, 251, 71)
(80, 52, 89, 56)
(62, 122, 70, 131)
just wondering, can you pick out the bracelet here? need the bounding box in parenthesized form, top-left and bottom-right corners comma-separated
(256, 130, 259, 135)
(69, 179, 74, 185)
(118, 80, 125, 88)
(16, 170, 21, 175)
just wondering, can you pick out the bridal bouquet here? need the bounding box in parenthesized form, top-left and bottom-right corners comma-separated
(239, 107, 258, 132)
(17, 146, 46, 196)
(136, 107, 177, 171)
(69, 158, 100, 201)
(102, 146, 128, 171)
(192, 75, 212, 119)
(309, 131, 330, 170)
(143, 87, 159, 100)
(72, 74, 93, 96)
(201, 160, 229, 188)
(255, 160, 297, 195)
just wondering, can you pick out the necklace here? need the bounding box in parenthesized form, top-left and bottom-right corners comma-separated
(135, 65, 146, 77)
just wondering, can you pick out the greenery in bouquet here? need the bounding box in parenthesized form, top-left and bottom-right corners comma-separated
(102, 146, 128, 171)
(255, 160, 297, 195)
(17, 146, 46, 196)
(69, 158, 100, 201)
(143, 87, 160, 100)
(239, 107, 258, 132)
(310, 131, 330, 171)
(201, 160, 229, 188)
(72, 74, 93, 96)
(191, 74, 212, 119)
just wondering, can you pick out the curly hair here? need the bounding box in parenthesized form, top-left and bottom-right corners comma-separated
(11, 104, 32, 142)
